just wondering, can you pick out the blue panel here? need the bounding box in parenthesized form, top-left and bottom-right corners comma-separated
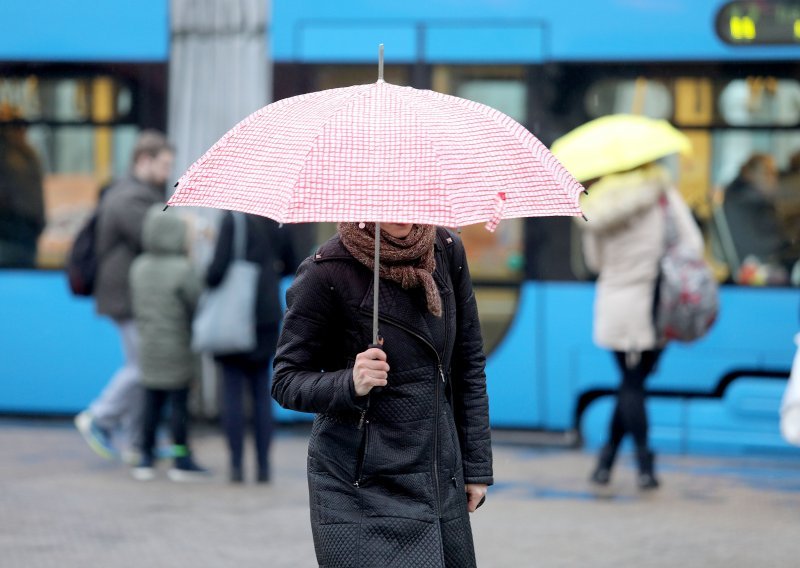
(296, 22, 417, 62)
(686, 379, 795, 455)
(540, 282, 598, 429)
(484, 282, 542, 428)
(0, 0, 168, 61)
(0, 271, 121, 413)
(272, 0, 800, 62)
(425, 24, 544, 63)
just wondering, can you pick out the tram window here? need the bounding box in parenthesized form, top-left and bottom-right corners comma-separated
(719, 78, 800, 126)
(1, 74, 138, 269)
(584, 79, 672, 119)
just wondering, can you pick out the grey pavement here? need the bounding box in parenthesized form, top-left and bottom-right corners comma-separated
(1, 419, 799, 568)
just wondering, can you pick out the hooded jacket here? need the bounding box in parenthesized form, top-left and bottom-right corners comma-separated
(272, 228, 492, 568)
(580, 165, 703, 352)
(130, 206, 201, 390)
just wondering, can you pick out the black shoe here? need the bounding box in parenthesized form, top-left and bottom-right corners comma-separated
(230, 467, 244, 484)
(636, 449, 660, 491)
(589, 445, 617, 486)
(256, 468, 270, 484)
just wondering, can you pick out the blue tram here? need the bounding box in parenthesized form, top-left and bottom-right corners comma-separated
(1, 0, 799, 454)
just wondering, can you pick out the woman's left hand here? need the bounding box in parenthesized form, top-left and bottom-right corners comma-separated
(465, 483, 488, 513)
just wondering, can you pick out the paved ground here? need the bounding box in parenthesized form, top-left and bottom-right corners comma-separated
(2, 418, 800, 568)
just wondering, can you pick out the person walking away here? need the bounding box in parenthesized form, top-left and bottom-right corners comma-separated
(273, 222, 492, 567)
(580, 163, 703, 490)
(74, 130, 175, 462)
(0, 109, 45, 268)
(205, 211, 298, 483)
(128, 205, 209, 481)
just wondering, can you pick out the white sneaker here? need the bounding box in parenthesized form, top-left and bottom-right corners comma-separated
(131, 456, 156, 481)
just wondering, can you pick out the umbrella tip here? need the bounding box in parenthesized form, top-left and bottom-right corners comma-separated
(582, 189, 589, 196)
(581, 213, 588, 222)
(163, 204, 169, 212)
(378, 44, 384, 82)
(173, 181, 179, 187)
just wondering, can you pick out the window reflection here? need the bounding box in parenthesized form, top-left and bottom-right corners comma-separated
(719, 78, 800, 126)
(585, 79, 672, 119)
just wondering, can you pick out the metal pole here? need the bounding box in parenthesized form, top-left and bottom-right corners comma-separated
(378, 44, 384, 81)
(373, 222, 380, 344)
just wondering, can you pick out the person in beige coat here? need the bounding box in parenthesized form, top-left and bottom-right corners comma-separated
(580, 163, 703, 490)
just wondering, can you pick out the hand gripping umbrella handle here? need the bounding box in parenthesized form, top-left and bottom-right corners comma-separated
(368, 336, 386, 395)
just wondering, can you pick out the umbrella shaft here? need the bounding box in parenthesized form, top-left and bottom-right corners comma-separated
(373, 222, 380, 344)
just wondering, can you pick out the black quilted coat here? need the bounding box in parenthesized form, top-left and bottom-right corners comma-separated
(273, 228, 493, 568)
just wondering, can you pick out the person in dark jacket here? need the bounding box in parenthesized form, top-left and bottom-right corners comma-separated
(272, 222, 493, 568)
(0, 113, 45, 268)
(130, 206, 209, 481)
(206, 211, 298, 483)
(74, 130, 174, 463)
(723, 153, 792, 273)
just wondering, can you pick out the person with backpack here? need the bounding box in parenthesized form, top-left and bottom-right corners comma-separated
(73, 130, 175, 463)
(579, 163, 703, 491)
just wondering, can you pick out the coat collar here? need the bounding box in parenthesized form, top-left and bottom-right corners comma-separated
(579, 164, 669, 233)
(313, 233, 452, 353)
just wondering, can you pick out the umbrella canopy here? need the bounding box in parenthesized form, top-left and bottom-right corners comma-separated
(550, 114, 692, 183)
(167, 80, 584, 230)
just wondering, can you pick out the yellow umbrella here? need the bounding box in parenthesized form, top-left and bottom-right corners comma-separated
(550, 114, 692, 182)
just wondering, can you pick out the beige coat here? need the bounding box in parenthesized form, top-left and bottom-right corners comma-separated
(581, 166, 703, 352)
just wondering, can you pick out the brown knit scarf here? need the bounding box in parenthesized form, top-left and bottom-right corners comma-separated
(338, 223, 442, 317)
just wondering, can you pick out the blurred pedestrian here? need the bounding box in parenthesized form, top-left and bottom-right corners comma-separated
(129, 205, 209, 481)
(723, 153, 792, 277)
(0, 106, 45, 268)
(580, 164, 703, 490)
(205, 211, 298, 483)
(273, 223, 492, 566)
(74, 130, 175, 462)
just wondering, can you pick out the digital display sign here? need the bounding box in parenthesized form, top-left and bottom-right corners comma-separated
(716, 1, 800, 45)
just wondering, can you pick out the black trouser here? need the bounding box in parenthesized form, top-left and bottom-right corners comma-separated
(605, 350, 662, 452)
(221, 362, 273, 474)
(141, 387, 189, 459)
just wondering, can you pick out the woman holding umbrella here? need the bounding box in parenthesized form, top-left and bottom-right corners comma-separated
(167, 50, 584, 564)
(272, 221, 492, 567)
(554, 115, 703, 491)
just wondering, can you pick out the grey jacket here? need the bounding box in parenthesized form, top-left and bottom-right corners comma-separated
(130, 206, 201, 390)
(94, 176, 165, 320)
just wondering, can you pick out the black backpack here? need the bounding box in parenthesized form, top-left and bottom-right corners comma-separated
(66, 185, 110, 296)
(66, 209, 100, 296)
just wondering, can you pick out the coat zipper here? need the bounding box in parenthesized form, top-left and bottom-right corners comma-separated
(354, 396, 371, 487)
(361, 308, 446, 517)
(353, 416, 370, 488)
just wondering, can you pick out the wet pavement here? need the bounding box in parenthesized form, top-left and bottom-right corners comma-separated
(2, 418, 799, 567)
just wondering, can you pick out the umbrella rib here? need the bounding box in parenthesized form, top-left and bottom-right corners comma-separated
(384, 87, 458, 226)
(284, 84, 386, 220)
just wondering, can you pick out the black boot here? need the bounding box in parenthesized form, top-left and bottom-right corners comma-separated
(590, 445, 617, 486)
(636, 449, 660, 490)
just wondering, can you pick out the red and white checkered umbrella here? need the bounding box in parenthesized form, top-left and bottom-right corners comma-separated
(167, 81, 584, 231)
